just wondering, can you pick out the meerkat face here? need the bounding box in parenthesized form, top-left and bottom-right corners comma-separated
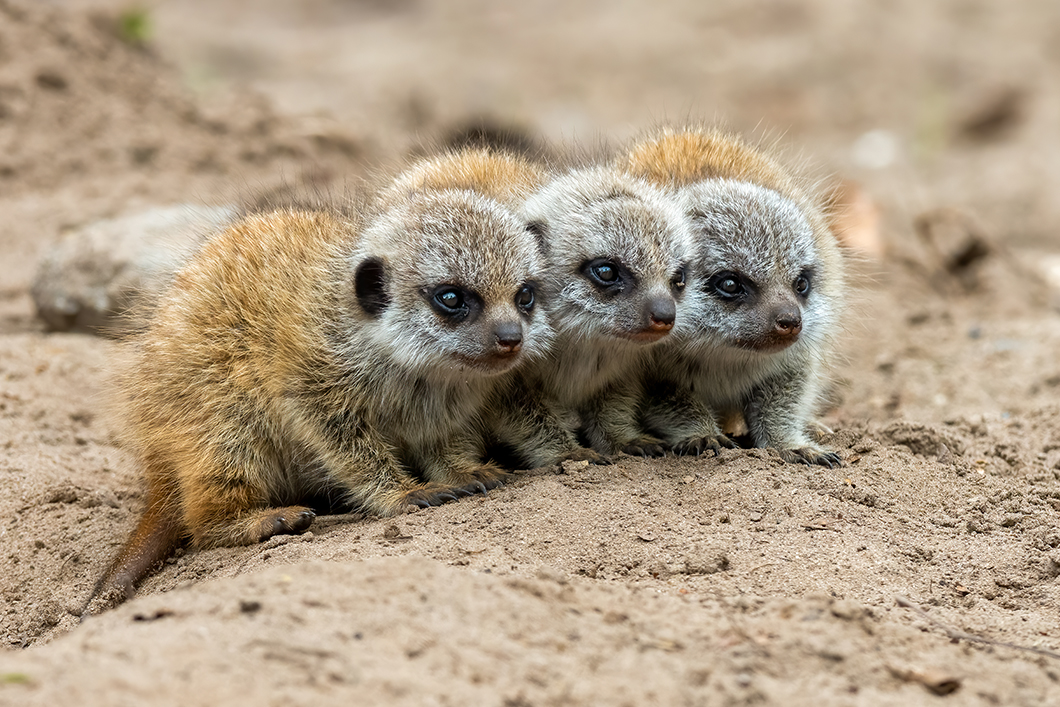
(681, 179, 829, 355)
(352, 190, 551, 376)
(524, 168, 691, 346)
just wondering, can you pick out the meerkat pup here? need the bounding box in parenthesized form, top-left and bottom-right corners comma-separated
(489, 164, 693, 466)
(622, 126, 843, 466)
(91, 149, 552, 606)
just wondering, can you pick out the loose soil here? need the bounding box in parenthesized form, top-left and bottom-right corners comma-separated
(2, 1, 1060, 705)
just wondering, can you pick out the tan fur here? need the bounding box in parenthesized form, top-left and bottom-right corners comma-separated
(90, 149, 552, 609)
(624, 127, 798, 194)
(623, 126, 844, 466)
(385, 148, 547, 206)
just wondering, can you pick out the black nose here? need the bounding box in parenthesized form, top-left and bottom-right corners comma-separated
(494, 321, 523, 353)
(646, 296, 676, 330)
(773, 308, 802, 336)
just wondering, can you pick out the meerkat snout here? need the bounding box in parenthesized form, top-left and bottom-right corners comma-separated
(773, 306, 801, 336)
(744, 302, 802, 352)
(493, 320, 523, 354)
(730, 294, 805, 353)
(646, 294, 676, 327)
(639, 293, 677, 340)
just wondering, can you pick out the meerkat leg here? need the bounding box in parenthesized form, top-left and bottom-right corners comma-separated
(487, 381, 609, 468)
(324, 448, 483, 515)
(178, 445, 317, 549)
(504, 415, 613, 466)
(420, 441, 512, 493)
(185, 493, 316, 549)
(580, 384, 666, 458)
(405, 418, 511, 492)
(298, 407, 491, 515)
(744, 373, 841, 468)
(640, 381, 736, 456)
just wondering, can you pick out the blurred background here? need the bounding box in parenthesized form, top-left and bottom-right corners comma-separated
(41, 0, 1060, 248)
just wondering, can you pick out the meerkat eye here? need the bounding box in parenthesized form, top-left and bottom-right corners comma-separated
(515, 285, 535, 310)
(718, 278, 740, 294)
(711, 272, 745, 299)
(433, 288, 464, 313)
(794, 273, 812, 297)
(671, 268, 686, 291)
(585, 259, 620, 287)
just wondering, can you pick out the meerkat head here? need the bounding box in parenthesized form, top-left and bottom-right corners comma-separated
(681, 179, 835, 355)
(350, 189, 551, 376)
(523, 167, 691, 346)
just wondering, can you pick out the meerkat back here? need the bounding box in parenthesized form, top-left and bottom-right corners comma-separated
(623, 127, 844, 466)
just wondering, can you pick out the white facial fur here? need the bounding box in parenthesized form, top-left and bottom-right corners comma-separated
(675, 179, 837, 359)
(523, 166, 693, 345)
(351, 189, 553, 379)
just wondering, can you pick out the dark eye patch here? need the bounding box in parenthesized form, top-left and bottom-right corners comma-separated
(582, 258, 633, 293)
(793, 267, 815, 298)
(706, 271, 755, 301)
(422, 285, 481, 322)
(515, 285, 535, 311)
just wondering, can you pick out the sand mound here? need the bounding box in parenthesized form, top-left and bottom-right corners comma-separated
(0, 0, 358, 193)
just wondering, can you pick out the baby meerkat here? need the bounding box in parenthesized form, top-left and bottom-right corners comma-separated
(622, 127, 843, 467)
(91, 149, 552, 606)
(490, 165, 693, 466)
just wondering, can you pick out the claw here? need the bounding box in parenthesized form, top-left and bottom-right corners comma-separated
(674, 435, 733, 457)
(780, 446, 843, 468)
(292, 510, 315, 532)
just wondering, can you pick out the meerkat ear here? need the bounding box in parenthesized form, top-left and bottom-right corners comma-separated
(525, 220, 549, 253)
(354, 257, 390, 317)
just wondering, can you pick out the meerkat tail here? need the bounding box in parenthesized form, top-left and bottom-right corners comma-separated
(86, 479, 184, 612)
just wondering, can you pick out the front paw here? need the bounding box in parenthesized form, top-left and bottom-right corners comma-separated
(622, 436, 667, 458)
(400, 479, 499, 509)
(448, 465, 510, 494)
(779, 446, 842, 468)
(673, 434, 737, 457)
(256, 506, 316, 542)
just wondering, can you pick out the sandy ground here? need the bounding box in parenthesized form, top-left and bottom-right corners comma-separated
(2, 0, 1060, 704)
